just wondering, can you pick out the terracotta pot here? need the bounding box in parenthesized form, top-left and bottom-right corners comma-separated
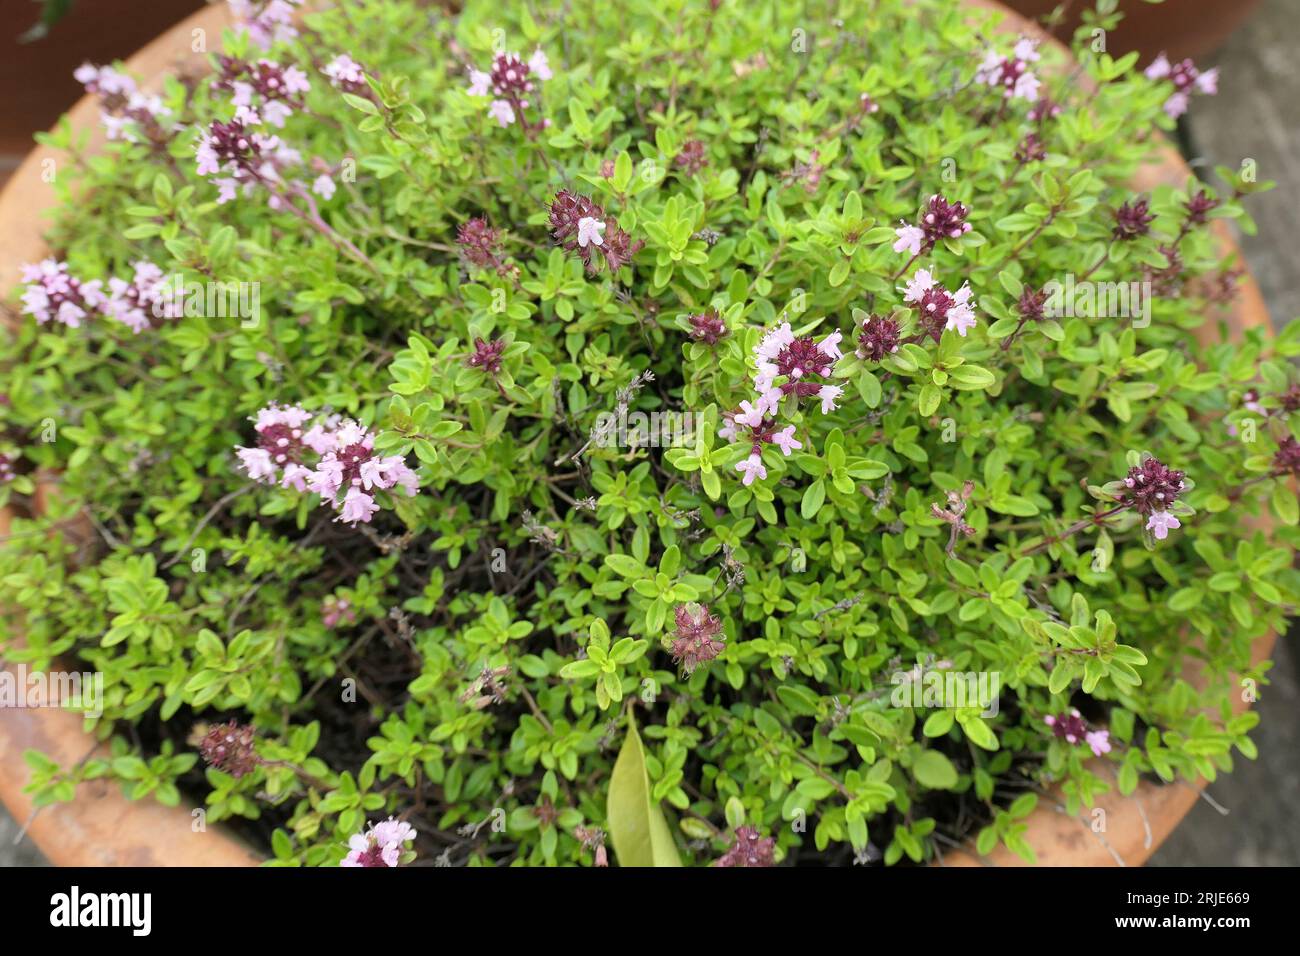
(1004, 0, 1262, 63)
(0, 1, 1276, 867)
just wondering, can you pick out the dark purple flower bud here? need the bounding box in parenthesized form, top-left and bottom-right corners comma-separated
(457, 217, 506, 272)
(670, 603, 726, 674)
(467, 338, 507, 376)
(1044, 709, 1088, 744)
(1184, 189, 1220, 226)
(857, 314, 900, 362)
(918, 194, 972, 248)
(675, 139, 708, 175)
(1274, 437, 1300, 476)
(1119, 456, 1186, 516)
(198, 720, 259, 778)
(1014, 132, 1046, 164)
(1016, 286, 1048, 324)
(1113, 198, 1155, 241)
(687, 310, 728, 345)
(1027, 96, 1062, 123)
(1279, 385, 1300, 413)
(715, 826, 775, 867)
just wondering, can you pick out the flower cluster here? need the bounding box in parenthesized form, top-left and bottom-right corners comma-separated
(1044, 709, 1112, 757)
(341, 817, 417, 868)
(1144, 53, 1218, 119)
(668, 603, 727, 673)
(322, 54, 370, 95)
(456, 217, 511, 275)
(466, 49, 553, 131)
(686, 310, 728, 345)
(235, 404, 419, 524)
(893, 194, 971, 257)
(548, 190, 643, 274)
(229, 0, 301, 51)
(19, 259, 105, 328)
(213, 56, 311, 128)
(903, 269, 977, 340)
(0, 453, 15, 484)
(1112, 198, 1155, 241)
(467, 337, 507, 376)
(754, 323, 844, 412)
(1273, 437, 1300, 478)
(1027, 95, 1062, 124)
(974, 37, 1041, 102)
(715, 321, 843, 484)
(719, 403, 802, 485)
(856, 313, 901, 362)
(1119, 456, 1186, 540)
(74, 62, 173, 145)
(715, 826, 775, 867)
(1015, 132, 1047, 165)
(20, 258, 180, 334)
(105, 261, 181, 333)
(198, 720, 260, 778)
(675, 139, 708, 175)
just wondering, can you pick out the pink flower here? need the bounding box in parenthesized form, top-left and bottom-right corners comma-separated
(1145, 53, 1218, 118)
(1086, 730, 1112, 757)
(528, 48, 553, 81)
(104, 260, 178, 333)
(236, 446, 277, 482)
(229, 0, 301, 51)
(324, 54, 368, 93)
(488, 99, 515, 127)
(893, 224, 925, 256)
(341, 817, 416, 868)
(467, 68, 492, 97)
(771, 426, 802, 455)
(1145, 510, 1181, 540)
(818, 384, 843, 414)
(312, 174, 336, 199)
(975, 38, 1041, 101)
(339, 487, 379, 524)
(577, 216, 606, 248)
(20, 259, 105, 327)
(736, 452, 767, 486)
(306, 458, 343, 497)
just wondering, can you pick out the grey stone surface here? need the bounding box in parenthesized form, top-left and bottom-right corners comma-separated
(1, 0, 1296, 868)
(0, 801, 48, 867)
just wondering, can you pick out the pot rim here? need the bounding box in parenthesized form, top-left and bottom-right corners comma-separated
(0, 0, 1278, 868)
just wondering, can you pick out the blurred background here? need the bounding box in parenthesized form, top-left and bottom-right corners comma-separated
(0, 0, 1295, 865)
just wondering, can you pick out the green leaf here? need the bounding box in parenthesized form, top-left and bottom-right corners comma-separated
(912, 750, 958, 789)
(606, 717, 683, 867)
(801, 479, 826, 519)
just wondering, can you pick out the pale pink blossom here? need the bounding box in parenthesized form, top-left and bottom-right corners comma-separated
(736, 452, 767, 486)
(488, 99, 515, 126)
(1146, 510, 1181, 540)
(893, 224, 925, 256)
(577, 216, 606, 248)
